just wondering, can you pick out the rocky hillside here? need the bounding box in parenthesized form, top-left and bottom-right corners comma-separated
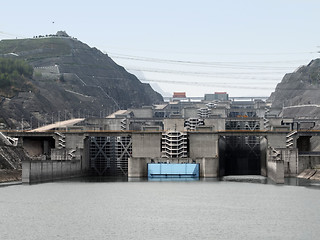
(0, 32, 163, 129)
(269, 59, 320, 108)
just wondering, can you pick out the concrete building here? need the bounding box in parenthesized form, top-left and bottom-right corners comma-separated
(6, 93, 320, 184)
(204, 92, 229, 101)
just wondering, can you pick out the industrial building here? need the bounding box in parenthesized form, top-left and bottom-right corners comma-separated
(4, 93, 320, 184)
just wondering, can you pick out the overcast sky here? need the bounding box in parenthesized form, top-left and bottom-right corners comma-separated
(1, 0, 320, 97)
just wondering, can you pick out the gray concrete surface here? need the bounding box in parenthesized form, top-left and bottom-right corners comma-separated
(222, 175, 267, 184)
(22, 160, 83, 184)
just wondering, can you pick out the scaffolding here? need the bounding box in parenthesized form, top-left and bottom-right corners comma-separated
(89, 135, 132, 176)
(225, 120, 260, 130)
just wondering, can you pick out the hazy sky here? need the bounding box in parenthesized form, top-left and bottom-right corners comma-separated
(1, 0, 320, 97)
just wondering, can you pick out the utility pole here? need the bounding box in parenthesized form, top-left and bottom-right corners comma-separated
(30, 116, 33, 130)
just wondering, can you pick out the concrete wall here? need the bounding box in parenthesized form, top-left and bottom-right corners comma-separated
(22, 160, 83, 184)
(298, 155, 320, 174)
(182, 107, 198, 118)
(260, 137, 267, 177)
(65, 133, 85, 149)
(84, 118, 127, 131)
(259, 119, 265, 130)
(256, 108, 267, 118)
(267, 133, 287, 148)
(131, 107, 153, 118)
(132, 133, 162, 158)
(189, 133, 218, 158)
(211, 108, 227, 118)
(281, 148, 298, 176)
(310, 136, 320, 151)
(23, 139, 43, 156)
(204, 118, 225, 131)
(128, 157, 149, 177)
(163, 118, 185, 131)
(267, 148, 284, 183)
(195, 157, 219, 177)
(267, 160, 284, 184)
(51, 148, 82, 161)
(268, 118, 284, 128)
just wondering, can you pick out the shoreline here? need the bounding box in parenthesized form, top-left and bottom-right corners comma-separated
(0, 169, 22, 183)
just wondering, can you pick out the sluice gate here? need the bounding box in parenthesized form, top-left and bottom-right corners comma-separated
(219, 136, 262, 176)
(89, 136, 132, 176)
(148, 163, 200, 178)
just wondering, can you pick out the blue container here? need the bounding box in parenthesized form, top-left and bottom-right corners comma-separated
(148, 163, 200, 178)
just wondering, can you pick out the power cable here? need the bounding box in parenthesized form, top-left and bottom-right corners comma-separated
(125, 67, 282, 82)
(109, 53, 311, 70)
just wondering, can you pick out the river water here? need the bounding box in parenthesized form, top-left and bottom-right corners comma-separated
(1, 179, 320, 240)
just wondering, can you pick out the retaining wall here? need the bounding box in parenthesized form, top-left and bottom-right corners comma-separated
(298, 155, 320, 173)
(267, 160, 284, 184)
(22, 160, 83, 184)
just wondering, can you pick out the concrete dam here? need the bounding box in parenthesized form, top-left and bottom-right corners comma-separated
(5, 128, 317, 184)
(3, 95, 320, 184)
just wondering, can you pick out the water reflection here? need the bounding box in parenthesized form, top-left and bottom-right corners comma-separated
(147, 177, 199, 182)
(285, 177, 320, 189)
(64, 176, 320, 188)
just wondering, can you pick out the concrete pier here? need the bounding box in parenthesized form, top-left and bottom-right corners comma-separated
(267, 160, 284, 184)
(222, 175, 267, 184)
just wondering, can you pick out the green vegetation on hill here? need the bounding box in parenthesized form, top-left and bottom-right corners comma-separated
(0, 58, 34, 97)
(0, 33, 163, 129)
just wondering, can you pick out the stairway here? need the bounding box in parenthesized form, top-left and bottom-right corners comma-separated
(286, 130, 297, 148)
(263, 107, 270, 130)
(55, 132, 66, 149)
(270, 147, 281, 161)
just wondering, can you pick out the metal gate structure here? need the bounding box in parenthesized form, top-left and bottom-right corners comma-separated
(89, 135, 132, 176)
(219, 135, 261, 176)
(220, 119, 261, 176)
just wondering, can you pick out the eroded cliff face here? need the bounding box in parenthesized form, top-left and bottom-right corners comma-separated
(0, 34, 163, 129)
(270, 59, 320, 108)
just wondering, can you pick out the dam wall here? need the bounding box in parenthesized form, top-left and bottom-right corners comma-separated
(22, 160, 84, 184)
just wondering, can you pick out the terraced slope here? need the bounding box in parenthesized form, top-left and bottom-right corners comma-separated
(0, 33, 163, 129)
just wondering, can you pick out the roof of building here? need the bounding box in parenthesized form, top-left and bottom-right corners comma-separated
(29, 118, 85, 132)
(154, 104, 168, 110)
(106, 110, 130, 118)
(173, 92, 186, 98)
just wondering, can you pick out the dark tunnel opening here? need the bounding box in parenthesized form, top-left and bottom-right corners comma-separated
(219, 136, 261, 176)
